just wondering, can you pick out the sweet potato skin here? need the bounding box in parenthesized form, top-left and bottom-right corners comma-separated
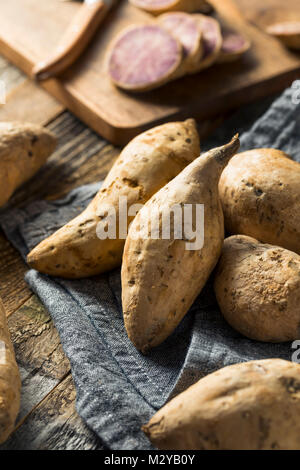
(214, 235, 300, 342)
(0, 299, 21, 444)
(0, 122, 56, 207)
(219, 148, 300, 254)
(129, 0, 213, 16)
(267, 22, 300, 50)
(143, 359, 300, 450)
(27, 120, 200, 278)
(122, 136, 239, 353)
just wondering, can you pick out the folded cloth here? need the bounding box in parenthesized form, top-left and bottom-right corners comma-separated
(0, 83, 299, 450)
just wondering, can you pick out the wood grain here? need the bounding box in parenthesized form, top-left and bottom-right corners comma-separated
(1, 374, 105, 450)
(0, 54, 118, 449)
(0, 79, 64, 125)
(7, 296, 70, 422)
(0, 233, 32, 317)
(0, 0, 299, 144)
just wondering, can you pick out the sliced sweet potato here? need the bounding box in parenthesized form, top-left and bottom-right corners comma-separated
(107, 24, 183, 92)
(267, 21, 300, 50)
(192, 14, 222, 71)
(218, 28, 250, 63)
(158, 12, 203, 75)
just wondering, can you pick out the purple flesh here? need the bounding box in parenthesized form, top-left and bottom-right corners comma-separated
(200, 18, 219, 59)
(160, 13, 200, 57)
(108, 25, 180, 88)
(222, 30, 247, 53)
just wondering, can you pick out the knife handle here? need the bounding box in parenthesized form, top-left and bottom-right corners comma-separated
(33, 1, 109, 81)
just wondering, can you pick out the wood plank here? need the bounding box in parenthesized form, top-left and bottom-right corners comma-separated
(0, 79, 64, 125)
(1, 374, 104, 450)
(6, 296, 70, 421)
(0, 232, 32, 316)
(0, 0, 299, 144)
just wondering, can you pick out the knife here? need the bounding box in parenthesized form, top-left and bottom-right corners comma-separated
(33, 0, 117, 81)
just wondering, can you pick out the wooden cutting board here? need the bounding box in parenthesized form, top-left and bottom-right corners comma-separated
(0, 0, 299, 145)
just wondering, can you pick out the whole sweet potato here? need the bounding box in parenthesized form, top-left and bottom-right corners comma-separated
(27, 119, 200, 278)
(122, 135, 239, 353)
(0, 122, 56, 207)
(214, 235, 300, 342)
(0, 298, 21, 444)
(143, 359, 300, 450)
(219, 148, 300, 254)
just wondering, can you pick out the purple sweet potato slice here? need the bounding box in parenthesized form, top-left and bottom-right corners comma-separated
(192, 14, 222, 72)
(218, 29, 251, 63)
(158, 12, 203, 75)
(129, 0, 213, 16)
(107, 24, 182, 92)
(266, 21, 300, 50)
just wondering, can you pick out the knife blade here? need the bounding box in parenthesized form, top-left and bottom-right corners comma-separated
(33, 0, 118, 81)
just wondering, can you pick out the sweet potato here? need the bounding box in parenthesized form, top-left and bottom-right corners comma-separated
(27, 119, 200, 278)
(107, 24, 183, 92)
(143, 359, 300, 450)
(129, 0, 213, 16)
(121, 135, 239, 353)
(214, 235, 300, 342)
(218, 28, 250, 63)
(158, 12, 203, 76)
(0, 122, 56, 207)
(219, 148, 300, 255)
(267, 21, 300, 50)
(0, 298, 21, 444)
(192, 14, 222, 71)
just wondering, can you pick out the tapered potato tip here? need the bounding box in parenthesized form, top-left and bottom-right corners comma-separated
(212, 133, 240, 165)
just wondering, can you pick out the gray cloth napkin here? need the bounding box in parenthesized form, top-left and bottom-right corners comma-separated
(0, 83, 299, 450)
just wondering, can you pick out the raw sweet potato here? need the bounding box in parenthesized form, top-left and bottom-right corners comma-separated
(129, 0, 213, 16)
(122, 135, 239, 353)
(192, 14, 222, 71)
(0, 298, 21, 444)
(267, 21, 300, 50)
(143, 359, 300, 450)
(107, 24, 183, 92)
(219, 148, 300, 255)
(158, 12, 203, 76)
(27, 119, 200, 278)
(218, 28, 250, 63)
(214, 235, 300, 342)
(0, 122, 56, 207)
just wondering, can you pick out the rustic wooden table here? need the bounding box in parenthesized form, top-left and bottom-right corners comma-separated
(0, 55, 123, 450)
